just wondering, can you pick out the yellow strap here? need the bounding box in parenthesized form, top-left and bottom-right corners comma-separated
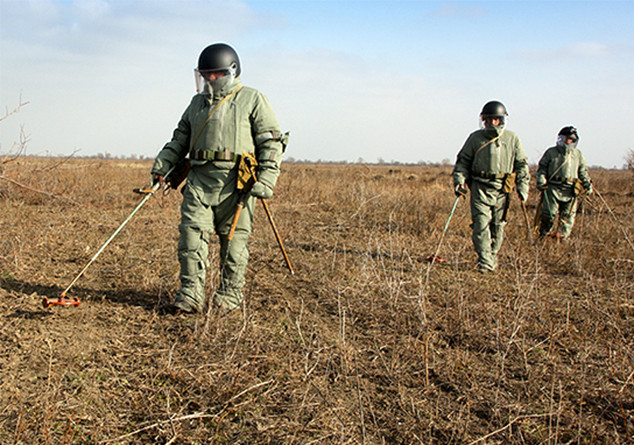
(189, 85, 244, 152)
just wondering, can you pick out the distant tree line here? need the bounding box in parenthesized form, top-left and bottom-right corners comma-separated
(12, 151, 634, 171)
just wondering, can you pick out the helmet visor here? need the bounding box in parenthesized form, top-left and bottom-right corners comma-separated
(557, 134, 578, 148)
(479, 114, 506, 130)
(196, 67, 230, 78)
(194, 63, 237, 94)
(194, 70, 209, 93)
(193, 68, 235, 94)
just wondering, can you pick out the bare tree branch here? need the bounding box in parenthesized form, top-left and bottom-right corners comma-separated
(1, 93, 29, 123)
(0, 174, 81, 206)
(35, 149, 81, 172)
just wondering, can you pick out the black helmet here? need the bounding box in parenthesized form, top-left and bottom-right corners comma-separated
(480, 100, 508, 117)
(558, 126, 579, 142)
(197, 43, 241, 77)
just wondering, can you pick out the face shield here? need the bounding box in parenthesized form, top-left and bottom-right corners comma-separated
(194, 70, 210, 94)
(479, 115, 507, 132)
(557, 134, 578, 150)
(194, 63, 237, 95)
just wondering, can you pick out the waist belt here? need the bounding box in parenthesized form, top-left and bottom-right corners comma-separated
(190, 148, 240, 162)
(552, 176, 576, 184)
(472, 171, 506, 180)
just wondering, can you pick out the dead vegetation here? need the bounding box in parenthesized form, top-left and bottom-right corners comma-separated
(0, 158, 632, 444)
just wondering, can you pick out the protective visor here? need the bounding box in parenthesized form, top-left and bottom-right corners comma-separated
(479, 115, 506, 130)
(194, 68, 229, 93)
(557, 135, 578, 148)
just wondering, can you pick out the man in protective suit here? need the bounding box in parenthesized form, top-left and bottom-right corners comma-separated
(452, 101, 530, 272)
(151, 43, 287, 314)
(535, 126, 592, 239)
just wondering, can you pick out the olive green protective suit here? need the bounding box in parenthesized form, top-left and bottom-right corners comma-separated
(535, 144, 591, 238)
(151, 78, 286, 312)
(453, 128, 530, 271)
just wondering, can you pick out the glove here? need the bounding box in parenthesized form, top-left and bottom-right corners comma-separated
(586, 184, 593, 195)
(152, 174, 164, 186)
(250, 182, 273, 199)
(518, 189, 528, 202)
(536, 182, 548, 192)
(454, 183, 468, 197)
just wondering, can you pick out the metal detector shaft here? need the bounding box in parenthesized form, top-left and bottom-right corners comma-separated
(59, 182, 161, 297)
(534, 191, 544, 234)
(519, 197, 534, 245)
(58, 164, 176, 300)
(259, 198, 294, 275)
(240, 155, 294, 275)
(433, 196, 461, 261)
(423, 196, 461, 289)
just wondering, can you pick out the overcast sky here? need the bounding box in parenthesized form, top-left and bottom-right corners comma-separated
(1, 0, 633, 167)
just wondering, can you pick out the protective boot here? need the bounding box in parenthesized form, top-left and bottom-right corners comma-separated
(212, 287, 244, 312)
(539, 218, 554, 238)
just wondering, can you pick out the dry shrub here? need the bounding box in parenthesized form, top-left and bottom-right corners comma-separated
(0, 159, 632, 444)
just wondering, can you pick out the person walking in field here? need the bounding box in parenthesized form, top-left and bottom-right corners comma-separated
(535, 126, 592, 239)
(151, 43, 287, 314)
(452, 100, 530, 272)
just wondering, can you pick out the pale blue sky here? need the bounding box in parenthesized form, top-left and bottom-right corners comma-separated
(1, 0, 633, 167)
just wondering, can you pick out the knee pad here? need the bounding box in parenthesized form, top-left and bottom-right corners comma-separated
(178, 225, 210, 274)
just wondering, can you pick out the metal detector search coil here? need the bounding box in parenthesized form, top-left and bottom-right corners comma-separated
(42, 295, 81, 308)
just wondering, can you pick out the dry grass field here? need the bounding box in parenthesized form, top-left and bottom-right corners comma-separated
(0, 157, 632, 444)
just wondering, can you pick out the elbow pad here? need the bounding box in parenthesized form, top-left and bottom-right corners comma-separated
(255, 130, 289, 161)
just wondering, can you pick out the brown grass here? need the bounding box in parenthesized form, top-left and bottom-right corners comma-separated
(0, 158, 632, 444)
